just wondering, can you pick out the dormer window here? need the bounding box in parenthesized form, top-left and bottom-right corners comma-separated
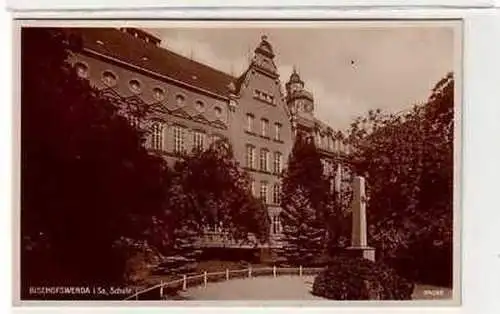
(214, 106, 222, 118)
(175, 94, 185, 106)
(195, 100, 205, 112)
(75, 62, 88, 78)
(102, 70, 117, 87)
(153, 87, 165, 101)
(129, 79, 141, 94)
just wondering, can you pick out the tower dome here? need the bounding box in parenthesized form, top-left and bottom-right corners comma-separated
(288, 67, 304, 85)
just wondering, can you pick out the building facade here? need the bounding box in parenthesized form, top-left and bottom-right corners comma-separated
(66, 27, 352, 248)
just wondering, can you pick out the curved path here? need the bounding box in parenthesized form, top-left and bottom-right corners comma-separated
(178, 275, 326, 300)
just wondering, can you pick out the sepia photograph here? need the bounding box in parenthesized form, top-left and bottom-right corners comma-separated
(16, 19, 461, 304)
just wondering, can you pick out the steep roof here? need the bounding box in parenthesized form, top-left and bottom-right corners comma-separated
(66, 28, 236, 98)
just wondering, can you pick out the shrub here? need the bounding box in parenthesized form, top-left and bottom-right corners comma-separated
(312, 256, 414, 300)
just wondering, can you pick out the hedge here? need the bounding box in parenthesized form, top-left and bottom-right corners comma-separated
(312, 256, 414, 300)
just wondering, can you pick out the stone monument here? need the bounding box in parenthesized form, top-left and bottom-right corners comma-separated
(346, 176, 376, 261)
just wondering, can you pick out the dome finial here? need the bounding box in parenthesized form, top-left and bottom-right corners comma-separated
(261, 34, 268, 42)
(289, 66, 303, 84)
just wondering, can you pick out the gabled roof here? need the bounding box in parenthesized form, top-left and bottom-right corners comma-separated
(66, 28, 236, 98)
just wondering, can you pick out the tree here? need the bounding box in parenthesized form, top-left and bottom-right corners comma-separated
(21, 28, 167, 287)
(279, 188, 326, 265)
(152, 140, 271, 273)
(345, 73, 454, 284)
(324, 170, 353, 254)
(278, 134, 331, 265)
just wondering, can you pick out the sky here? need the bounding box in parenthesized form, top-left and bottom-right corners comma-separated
(147, 23, 456, 130)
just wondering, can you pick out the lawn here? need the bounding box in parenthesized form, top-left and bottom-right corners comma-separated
(140, 260, 453, 301)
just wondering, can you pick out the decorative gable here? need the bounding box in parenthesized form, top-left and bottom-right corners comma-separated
(170, 107, 192, 120)
(192, 113, 211, 125)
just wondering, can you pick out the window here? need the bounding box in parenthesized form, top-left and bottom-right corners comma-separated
(260, 149, 269, 172)
(246, 145, 256, 169)
(175, 94, 185, 106)
(261, 118, 269, 137)
(246, 114, 254, 132)
(254, 89, 275, 105)
(75, 62, 88, 78)
(151, 122, 163, 150)
(274, 123, 282, 141)
(214, 106, 222, 118)
(102, 71, 117, 87)
(129, 79, 141, 94)
(250, 179, 256, 196)
(328, 136, 333, 151)
(128, 114, 139, 128)
(272, 215, 281, 234)
(273, 183, 281, 204)
(320, 134, 325, 148)
(210, 134, 220, 145)
(325, 160, 332, 175)
(322, 159, 333, 175)
(195, 100, 205, 112)
(193, 131, 205, 151)
(173, 125, 185, 153)
(334, 164, 342, 192)
(260, 181, 268, 203)
(153, 87, 165, 101)
(273, 152, 282, 174)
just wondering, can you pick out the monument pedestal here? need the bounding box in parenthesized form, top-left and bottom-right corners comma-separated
(347, 176, 376, 262)
(345, 246, 376, 262)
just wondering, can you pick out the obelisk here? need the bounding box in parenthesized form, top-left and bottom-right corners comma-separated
(346, 176, 375, 261)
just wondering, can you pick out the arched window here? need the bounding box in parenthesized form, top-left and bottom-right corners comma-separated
(151, 122, 163, 150)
